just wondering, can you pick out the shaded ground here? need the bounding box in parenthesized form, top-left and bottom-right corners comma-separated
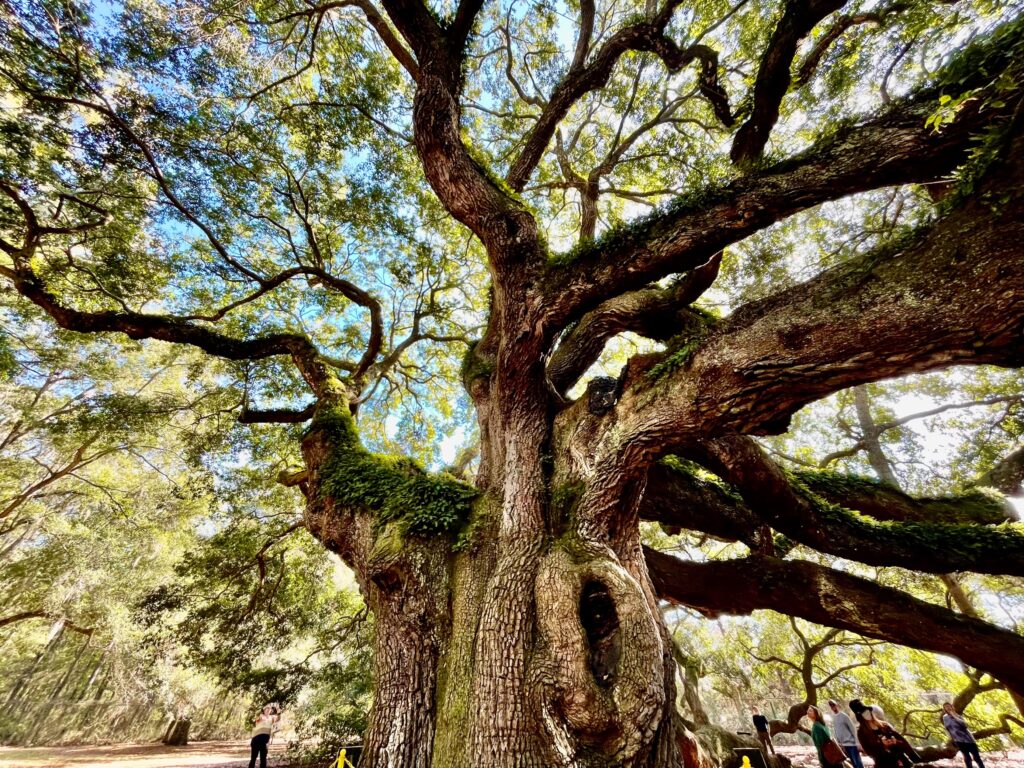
(778, 745, 1024, 768)
(0, 740, 289, 768)
(1, 741, 1022, 768)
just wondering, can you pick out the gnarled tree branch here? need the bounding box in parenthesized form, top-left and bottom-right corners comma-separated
(730, 0, 848, 166)
(645, 548, 1024, 693)
(976, 446, 1024, 497)
(239, 403, 318, 424)
(542, 39, 1023, 328)
(622, 125, 1024, 449)
(506, 8, 733, 192)
(695, 435, 1024, 576)
(547, 253, 721, 394)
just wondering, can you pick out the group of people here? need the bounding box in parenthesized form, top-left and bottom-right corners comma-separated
(751, 700, 986, 768)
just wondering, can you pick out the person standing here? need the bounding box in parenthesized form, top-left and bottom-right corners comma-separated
(808, 705, 842, 768)
(942, 702, 986, 768)
(248, 704, 280, 768)
(829, 699, 863, 768)
(752, 705, 775, 759)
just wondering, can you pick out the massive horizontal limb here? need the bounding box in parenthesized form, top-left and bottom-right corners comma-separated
(564, 110, 1024, 551)
(616, 127, 1024, 452)
(644, 548, 1024, 693)
(793, 469, 1013, 525)
(693, 436, 1024, 576)
(0, 260, 337, 396)
(639, 455, 1013, 549)
(239, 404, 318, 424)
(639, 459, 763, 549)
(541, 23, 1024, 328)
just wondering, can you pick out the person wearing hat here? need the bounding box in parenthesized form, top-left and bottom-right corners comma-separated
(850, 699, 915, 768)
(830, 700, 863, 768)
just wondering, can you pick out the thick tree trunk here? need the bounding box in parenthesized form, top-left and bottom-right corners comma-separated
(162, 716, 191, 746)
(289, 105, 1024, 768)
(303, 408, 451, 767)
(303, 382, 683, 766)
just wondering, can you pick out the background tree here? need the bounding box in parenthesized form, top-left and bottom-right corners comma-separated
(3, 0, 1024, 765)
(0, 305, 371, 747)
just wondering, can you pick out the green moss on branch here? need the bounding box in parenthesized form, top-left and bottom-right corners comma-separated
(645, 308, 719, 380)
(661, 456, 745, 506)
(313, 406, 479, 537)
(788, 473, 1024, 570)
(460, 340, 494, 391)
(794, 469, 1010, 525)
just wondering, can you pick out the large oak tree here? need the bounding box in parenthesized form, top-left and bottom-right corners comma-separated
(2, 0, 1024, 764)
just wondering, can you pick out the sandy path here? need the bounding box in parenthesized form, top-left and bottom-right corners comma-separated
(778, 745, 1024, 768)
(0, 740, 290, 768)
(2, 741, 1021, 768)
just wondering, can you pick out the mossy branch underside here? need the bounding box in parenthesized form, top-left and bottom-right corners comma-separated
(642, 451, 1024, 577)
(313, 406, 479, 539)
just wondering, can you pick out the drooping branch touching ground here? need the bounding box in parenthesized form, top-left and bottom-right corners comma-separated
(644, 548, 1024, 694)
(745, 618, 882, 735)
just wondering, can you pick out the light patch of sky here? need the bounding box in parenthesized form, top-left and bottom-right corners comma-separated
(887, 390, 1024, 519)
(385, 412, 467, 467)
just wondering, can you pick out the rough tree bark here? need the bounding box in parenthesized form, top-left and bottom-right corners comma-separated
(162, 716, 192, 747)
(4, 3, 1024, 766)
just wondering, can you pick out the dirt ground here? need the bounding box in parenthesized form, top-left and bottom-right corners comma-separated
(779, 745, 1024, 768)
(0, 742, 1022, 768)
(0, 740, 290, 768)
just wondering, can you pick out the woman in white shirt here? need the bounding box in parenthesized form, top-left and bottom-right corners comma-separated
(248, 705, 280, 768)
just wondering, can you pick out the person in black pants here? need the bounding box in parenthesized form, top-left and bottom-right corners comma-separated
(752, 705, 775, 759)
(942, 702, 985, 768)
(248, 704, 280, 768)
